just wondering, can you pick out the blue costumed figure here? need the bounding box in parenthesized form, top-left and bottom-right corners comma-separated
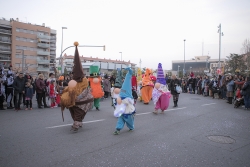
(113, 67, 136, 135)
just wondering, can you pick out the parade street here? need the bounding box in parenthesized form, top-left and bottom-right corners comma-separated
(1, 93, 250, 167)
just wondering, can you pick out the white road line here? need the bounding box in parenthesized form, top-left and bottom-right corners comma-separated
(46, 119, 105, 129)
(201, 103, 216, 106)
(136, 107, 187, 116)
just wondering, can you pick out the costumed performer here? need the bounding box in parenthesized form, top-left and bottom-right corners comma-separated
(113, 67, 136, 135)
(60, 42, 94, 132)
(152, 63, 171, 114)
(141, 68, 154, 104)
(88, 65, 104, 111)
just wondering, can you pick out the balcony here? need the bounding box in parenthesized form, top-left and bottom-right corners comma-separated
(0, 54, 11, 61)
(50, 47, 56, 50)
(37, 58, 50, 64)
(0, 37, 11, 44)
(50, 51, 56, 55)
(37, 34, 50, 40)
(37, 43, 50, 48)
(0, 29, 11, 35)
(37, 51, 50, 56)
(37, 67, 49, 72)
(0, 47, 11, 54)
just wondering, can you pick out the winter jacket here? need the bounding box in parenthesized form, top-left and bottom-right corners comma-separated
(25, 86, 33, 99)
(242, 81, 250, 96)
(169, 79, 180, 95)
(36, 78, 46, 93)
(103, 79, 111, 92)
(13, 76, 26, 93)
(226, 80, 234, 92)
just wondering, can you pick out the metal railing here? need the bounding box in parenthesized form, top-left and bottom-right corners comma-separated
(37, 34, 50, 40)
(37, 67, 49, 71)
(37, 58, 50, 64)
(0, 37, 11, 43)
(37, 43, 50, 48)
(0, 47, 11, 51)
(37, 51, 50, 56)
(0, 29, 11, 34)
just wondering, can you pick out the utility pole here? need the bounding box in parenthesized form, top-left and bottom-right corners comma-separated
(139, 59, 142, 69)
(218, 24, 224, 69)
(184, 39, 186, 75)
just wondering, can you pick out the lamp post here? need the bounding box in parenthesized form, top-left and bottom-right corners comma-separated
(119, 52, 122, 61)
(190, 67, 192, 74)
(178, 65, 180, 78)
(61, 27, 67, 74)
(184, 39, 186, 75)
(218, 24, 224, 69)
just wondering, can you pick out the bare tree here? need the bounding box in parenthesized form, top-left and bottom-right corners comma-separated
(241, 39, 250, 54)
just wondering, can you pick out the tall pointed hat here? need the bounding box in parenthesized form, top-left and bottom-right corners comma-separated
(119, 67, 133, 99)
(72, 42, 84, 82)
(156, 63, 166, 85)
(114, 68, 123, 88)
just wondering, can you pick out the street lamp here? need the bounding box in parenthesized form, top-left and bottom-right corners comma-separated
(190, 66, 192, 74)
(119, 52, 122, 61)
(178, 65, 180, 77)
(184, 39, 186, 75)
(61, 27, 67, 74)
(218, 24, 224, 69)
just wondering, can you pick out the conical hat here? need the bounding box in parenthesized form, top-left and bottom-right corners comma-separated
(72, 42, 84, 82)
(156, 63, 166, 85)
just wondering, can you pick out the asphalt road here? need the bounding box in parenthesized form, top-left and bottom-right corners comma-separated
(0, 93, 250, 167)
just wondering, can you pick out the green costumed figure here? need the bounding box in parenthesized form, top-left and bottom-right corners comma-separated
(88, 66, 104, 110)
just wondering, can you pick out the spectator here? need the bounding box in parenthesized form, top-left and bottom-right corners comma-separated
(242, 77, 250, 110)
(25, 81, 33, 110)
(103, 74, 111, 99)
(36, 74, 49, 109)
(169, 75, 181, 107)
(5, 74, 14, 109)
(226, 75, 234, 104)
(13, 72, 26, 111)
(109, 75, 115, 87)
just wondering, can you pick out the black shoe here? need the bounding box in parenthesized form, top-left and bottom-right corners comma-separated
(44, 106, 49, 108)
(38, 107, 43, 109)
(0, 108, 6, 110)
(96, 107, 99, 111)
(7, 107, 14, 109)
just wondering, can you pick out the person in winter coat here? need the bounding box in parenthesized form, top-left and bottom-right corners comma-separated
(226, 75, 234, 104)
(25, 81, 33, 110)
(36, 74, 49, 109)
(169, 75, 181, 107)
(242, 77, 250, 110)
(13, 73, 26, 111)
(103, 75, 111, 99)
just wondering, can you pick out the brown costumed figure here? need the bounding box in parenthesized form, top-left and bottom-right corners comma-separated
(60, 42, 94, 132)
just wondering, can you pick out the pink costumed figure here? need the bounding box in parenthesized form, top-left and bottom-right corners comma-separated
(152, 63, 171, 114)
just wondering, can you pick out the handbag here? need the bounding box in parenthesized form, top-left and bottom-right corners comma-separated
(176, 85, 182, 93)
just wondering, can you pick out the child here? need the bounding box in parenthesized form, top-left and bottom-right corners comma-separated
(49, 80, 56, 108)
(56, 80, 64, 107)
(204, 82, 209, 96)
(235, 86, 242, 99)
(113, 68, 136, 135)
(25, 82, 33, 110)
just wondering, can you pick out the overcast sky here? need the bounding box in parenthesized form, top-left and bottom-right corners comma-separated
(1, 0, 250, 69)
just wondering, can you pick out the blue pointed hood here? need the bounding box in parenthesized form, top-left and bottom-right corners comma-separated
(119, 67, 133, 99)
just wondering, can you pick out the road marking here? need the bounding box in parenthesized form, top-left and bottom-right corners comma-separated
(136, 107, 187, 116)
(201, 103, 216, 106)
(46, 119, 105, 129)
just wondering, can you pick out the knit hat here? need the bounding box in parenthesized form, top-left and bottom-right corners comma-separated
(72, 42, 85, 82)
(89, 66, 100, 77)
(119, 67, 133, 99)
(114, 69, 123, 88)
(156, 63, 166, 85)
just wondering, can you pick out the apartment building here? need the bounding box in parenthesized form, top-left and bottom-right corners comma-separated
(0, 18, 57, 77)
(56, 54, 137, 76)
